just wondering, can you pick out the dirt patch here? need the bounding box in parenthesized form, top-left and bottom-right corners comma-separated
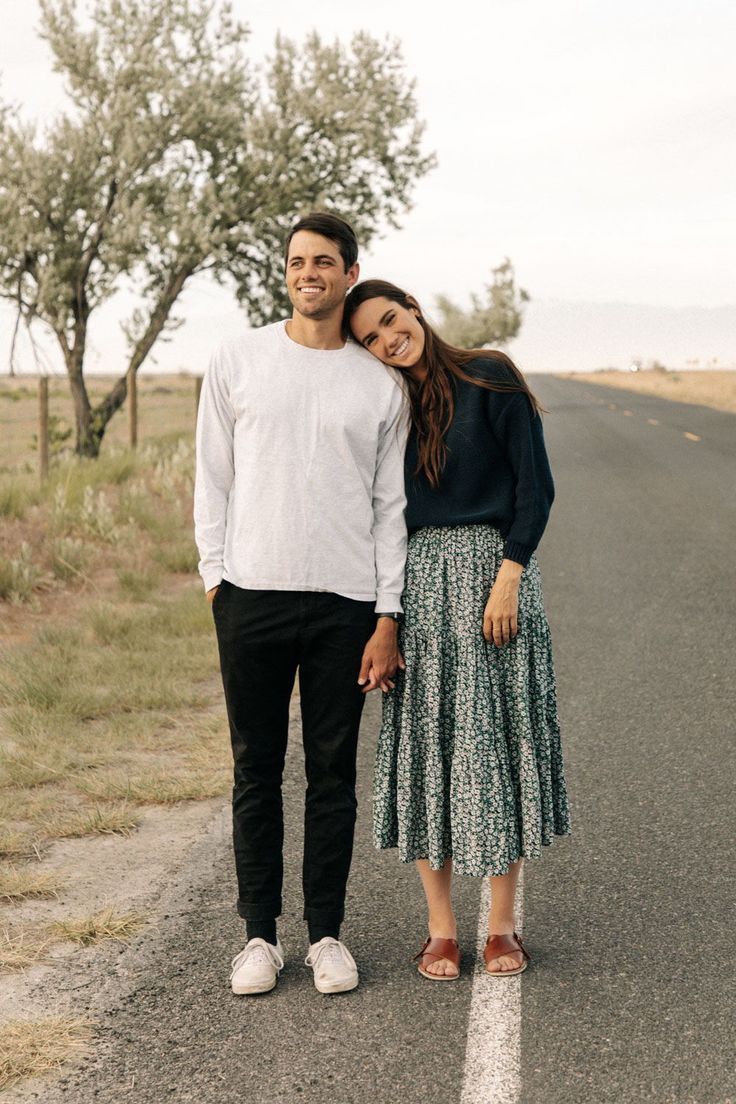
(563, 369, 736, 413)
(1, 796, 226, 1033)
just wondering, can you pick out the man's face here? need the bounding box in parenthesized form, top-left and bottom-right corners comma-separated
(285, 230, 358, 321)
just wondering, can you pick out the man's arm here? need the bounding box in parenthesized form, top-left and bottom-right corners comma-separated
(358, 385, 408, 692)
(193, 347, 236, 595)
(372, 383, 408, 614)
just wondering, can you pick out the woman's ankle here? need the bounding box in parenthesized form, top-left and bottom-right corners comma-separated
(488, 916, 516, 935)
(427, 914, 457, 939)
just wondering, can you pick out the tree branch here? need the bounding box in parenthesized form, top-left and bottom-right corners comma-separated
(91, 264, 193, 431)
(78, 176, 118, 292)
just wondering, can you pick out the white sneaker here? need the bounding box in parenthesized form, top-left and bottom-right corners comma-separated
(230, 938, 285, 995)
(305, 937, 359, 994)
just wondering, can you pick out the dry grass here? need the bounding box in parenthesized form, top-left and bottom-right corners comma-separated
(0, 1017, 92, 1092)
(0, 397, 228, 1024)
(76, 762, 229, 805)
(41, 802, 141, 841)
(51, 905, 148, 947)
(566, 369, 736, 413)
(0, 925, 52, 971)
(0, 834, 29, 859)
(0, 865, 62, 903)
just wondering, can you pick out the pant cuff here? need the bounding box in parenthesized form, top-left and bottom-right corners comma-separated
(237, 898, 282, 921)
(303, 906, 344, 927)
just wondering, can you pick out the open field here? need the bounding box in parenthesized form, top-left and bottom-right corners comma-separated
(561, 368, 736, 413)
(0, 373, 201, 474)
(0, 375, 229, 1091)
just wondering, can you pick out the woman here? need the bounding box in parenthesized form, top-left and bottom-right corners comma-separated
(343, 280, 571, 980)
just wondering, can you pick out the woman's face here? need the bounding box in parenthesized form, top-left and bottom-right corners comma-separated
(349, 297, 426, 372)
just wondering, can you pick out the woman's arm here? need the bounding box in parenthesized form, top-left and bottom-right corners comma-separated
(495, 392, 555, 568)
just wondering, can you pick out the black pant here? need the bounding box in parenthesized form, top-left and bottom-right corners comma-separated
(212, 584, 376, 929)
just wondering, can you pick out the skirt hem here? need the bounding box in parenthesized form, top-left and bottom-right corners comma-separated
(373, 829, 572, 879)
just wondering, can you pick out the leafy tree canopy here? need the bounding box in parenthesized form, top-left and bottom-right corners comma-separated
(0, 0, 435, 454)
(435, 259, 529, 350)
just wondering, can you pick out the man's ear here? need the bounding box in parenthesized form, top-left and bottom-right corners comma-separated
(346, 262, 360, 289)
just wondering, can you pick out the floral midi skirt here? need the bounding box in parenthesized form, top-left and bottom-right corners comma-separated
(374, 524, 571, 877)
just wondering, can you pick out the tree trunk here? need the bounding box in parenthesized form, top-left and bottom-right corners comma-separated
(86, 265, 193, 453)
(66, 353, 100, 458)
(59, 265, 192, 458)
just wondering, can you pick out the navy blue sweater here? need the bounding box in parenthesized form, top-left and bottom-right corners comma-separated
(404, 357, 554, 567)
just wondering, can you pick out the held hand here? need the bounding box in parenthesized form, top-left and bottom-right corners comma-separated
(358, 622, 401, 693)
(483, 560, 523, 647)
(206, 585, 219, 605)
(361, 649, 407, 695)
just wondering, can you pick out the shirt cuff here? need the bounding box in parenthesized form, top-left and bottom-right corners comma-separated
(375, 592, 403, 615)
(201, 566, 224, 592)
(502, 540, 533, 568)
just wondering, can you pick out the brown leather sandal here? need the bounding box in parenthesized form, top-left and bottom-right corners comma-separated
(483, 931, 530, 977)
(413, 936, 461, 981)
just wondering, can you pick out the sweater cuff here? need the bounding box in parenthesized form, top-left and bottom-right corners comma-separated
(502, 540, 533, 568)
(375, 591, 403, 615)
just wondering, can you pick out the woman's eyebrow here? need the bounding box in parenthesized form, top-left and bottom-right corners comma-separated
(360, 310, 394, 346)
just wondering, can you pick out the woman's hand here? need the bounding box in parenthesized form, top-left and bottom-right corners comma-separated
(483, 559, 523, 646)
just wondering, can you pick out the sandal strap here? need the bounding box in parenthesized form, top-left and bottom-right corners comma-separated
(413, 936, 460, 967)
(483, 931, 530, 965)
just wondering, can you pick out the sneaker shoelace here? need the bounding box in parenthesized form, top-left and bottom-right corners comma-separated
(305, 939, 353, 972)
(231, 941, 283, 977)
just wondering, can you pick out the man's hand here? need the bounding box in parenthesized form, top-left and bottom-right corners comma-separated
(483, 560, 523, 646)
(206, 585, 220, 605)
(358, 618, 403, 693)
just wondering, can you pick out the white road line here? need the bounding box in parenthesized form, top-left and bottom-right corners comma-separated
(459, 871, 524, 1104)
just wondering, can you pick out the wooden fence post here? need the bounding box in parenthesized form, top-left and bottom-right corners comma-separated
(128, 366, 138, 449)
(38, 376, 49, 482)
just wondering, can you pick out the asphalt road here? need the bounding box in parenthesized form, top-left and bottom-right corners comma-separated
(24, 378, 736, 1104)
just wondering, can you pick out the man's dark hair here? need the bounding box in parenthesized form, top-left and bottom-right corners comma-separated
(284, 212, 358, 272)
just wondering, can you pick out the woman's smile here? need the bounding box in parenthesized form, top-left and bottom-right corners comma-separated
(390, 336, 411, 359)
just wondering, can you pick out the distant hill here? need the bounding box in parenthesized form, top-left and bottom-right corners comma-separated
(2, 299, 735, 376)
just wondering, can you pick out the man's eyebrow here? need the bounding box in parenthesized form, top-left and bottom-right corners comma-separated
(288, 254, 337, 264)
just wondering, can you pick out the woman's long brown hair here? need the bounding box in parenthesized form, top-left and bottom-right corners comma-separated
(343, 279, 544, 488)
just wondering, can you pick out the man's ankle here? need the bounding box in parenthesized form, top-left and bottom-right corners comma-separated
(246, 918, 278, 945)
(308, 923, 340, 945)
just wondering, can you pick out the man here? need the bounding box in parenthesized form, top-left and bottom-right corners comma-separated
(194, 212, 407, 996)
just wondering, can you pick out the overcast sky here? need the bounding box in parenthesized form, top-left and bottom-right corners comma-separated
(1, 0, 734, 372)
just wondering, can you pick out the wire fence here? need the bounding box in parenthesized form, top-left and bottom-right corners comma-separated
(1, 374, 203, 481)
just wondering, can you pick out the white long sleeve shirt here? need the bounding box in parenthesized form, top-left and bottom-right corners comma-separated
(193, 320, 408, 612)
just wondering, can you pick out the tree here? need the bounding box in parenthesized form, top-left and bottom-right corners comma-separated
(0, 0, 435, 456)
(435, 259, 529, 349)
